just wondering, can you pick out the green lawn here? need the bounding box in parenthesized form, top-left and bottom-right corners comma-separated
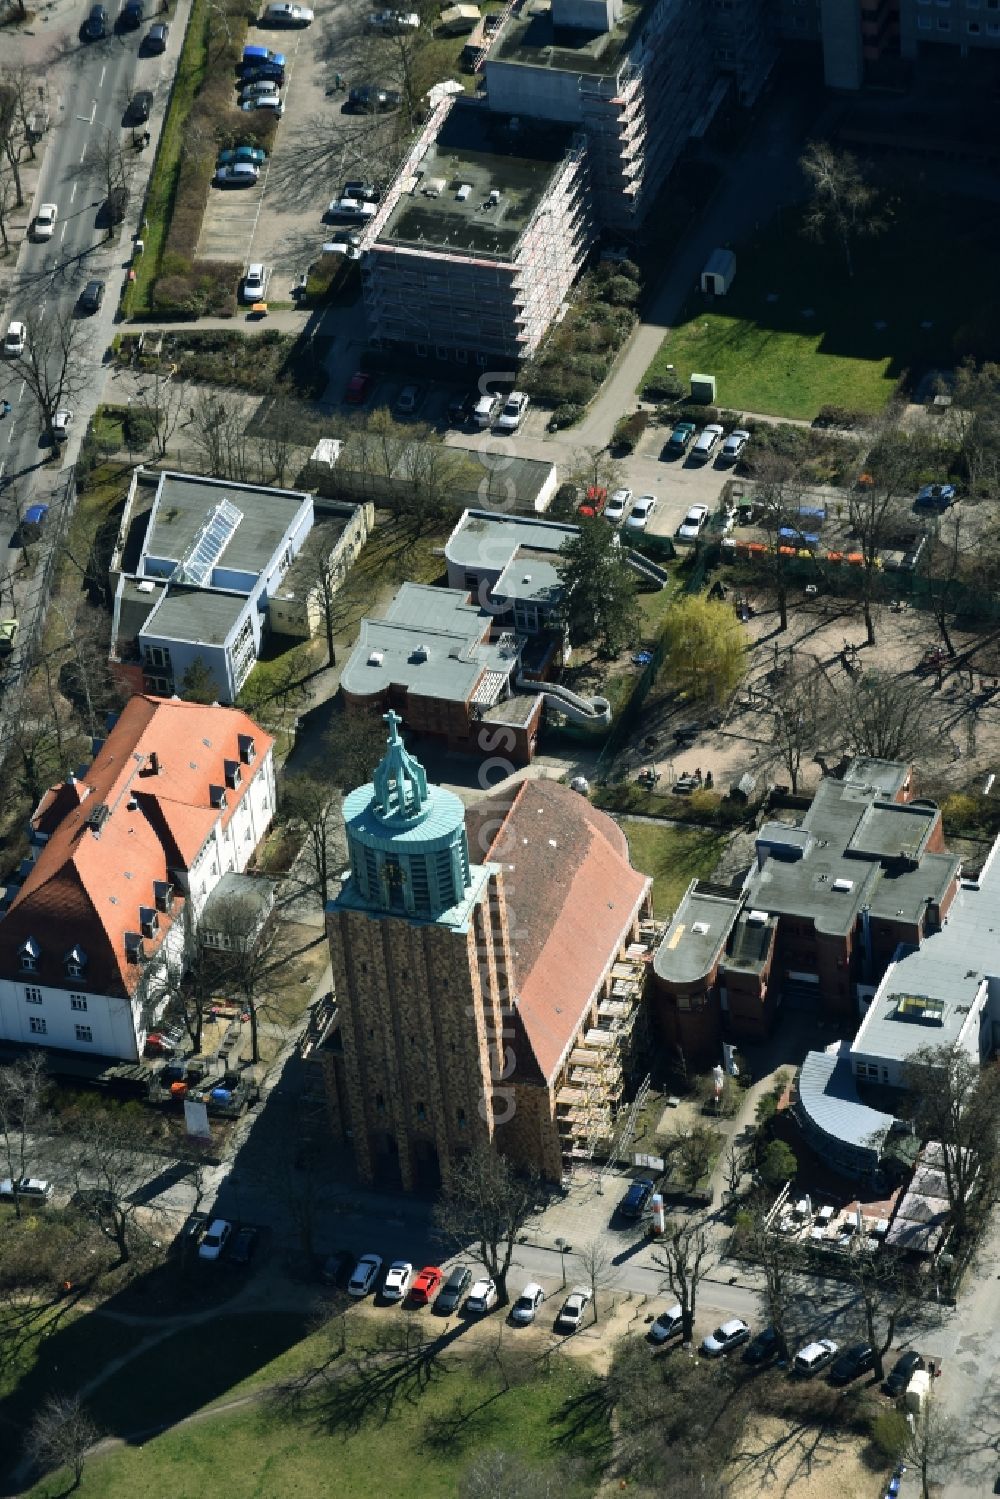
(25, 1334, 609, 1499)
(620, 819, 728, 919)
(642, 192, 1000, 420)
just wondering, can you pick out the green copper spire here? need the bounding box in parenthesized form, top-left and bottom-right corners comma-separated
(371, 709, 429, 824)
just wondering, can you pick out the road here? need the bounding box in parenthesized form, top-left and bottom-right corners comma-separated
(0, 4, 187, 727)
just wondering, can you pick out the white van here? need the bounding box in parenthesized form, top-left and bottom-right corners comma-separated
(331, 197, 377, 221)
(473, 393, 501, 429)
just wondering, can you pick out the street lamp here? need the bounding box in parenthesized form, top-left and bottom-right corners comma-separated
(555, 1237, 570, 1288)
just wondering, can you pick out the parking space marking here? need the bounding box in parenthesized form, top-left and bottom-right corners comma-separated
(70, 182, 78, 203)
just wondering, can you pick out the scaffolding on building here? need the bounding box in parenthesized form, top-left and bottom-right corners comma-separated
(555, 944, 651, 1165)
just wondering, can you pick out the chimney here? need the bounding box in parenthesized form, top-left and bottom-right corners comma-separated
(148, 751, 160, 775)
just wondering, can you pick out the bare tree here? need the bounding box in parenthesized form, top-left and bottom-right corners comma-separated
(28, 1393, 99, 1492)
(770, 657, 832, 793)
(0, 1053, 48, 1219)
(144, 364, 186, 461)
(800, 141, 888, 279)
(434, 1145, 538, 1307)
(899, 1399, 959, 1499)
(282, 773, 343, 908)
(575, 1239, 616, 1324)
(459, 1449, 556, 1499)
(736, 1204, 800, 1361)
(12, 306, 87, 441)
(839, 669, 930, 762)
(848, 423, 911, 646)
(67, 1110, 165, 1265)
(944, 360, 1000, 502)
(668, 1122, 718, 1193)
(902, 1044, 1000, 1241)
(204, 891, 274, 1065)
(847, 1239, 915, 1382)
(652, 1218, 711, 1344)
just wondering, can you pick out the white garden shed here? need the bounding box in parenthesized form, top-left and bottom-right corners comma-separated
(700, 247, 736, 296)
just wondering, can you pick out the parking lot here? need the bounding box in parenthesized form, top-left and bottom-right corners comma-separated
(197, 0, 418, 300)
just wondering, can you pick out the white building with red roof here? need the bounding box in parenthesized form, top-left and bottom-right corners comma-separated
(0, 696, 275, 1062)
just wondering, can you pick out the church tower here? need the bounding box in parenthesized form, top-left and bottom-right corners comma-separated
(325, 712, 515, 1190)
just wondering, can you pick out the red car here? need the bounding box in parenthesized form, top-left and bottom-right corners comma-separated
(409, 1265, 443, 1305)
(578, 485, 607, 518)
(345, 371, 373, 405)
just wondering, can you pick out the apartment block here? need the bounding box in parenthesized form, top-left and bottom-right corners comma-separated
(362, 97, 594, 364)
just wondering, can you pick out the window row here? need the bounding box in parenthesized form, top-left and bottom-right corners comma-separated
(29, 1016, 92, 1042)
(25, 987, 89, 1012)
(19, 940, 89, 977)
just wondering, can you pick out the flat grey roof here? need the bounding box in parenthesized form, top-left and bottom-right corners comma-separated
(446, 509, 578, 576)
(853, 838, 1000, 1064)
(380, 101, 575, 258)
(654, 885, 742, 986)
(494, 551, 563, 607)
(746, 770, 955, 937)
(143, 472, 309, 579)
(798, 1046, 897, 1157)
(141, 587, 249, 647)
(492, 0, 646, 77)
(340, 582, 513, 703)
(116, 577, 164, 646)
(274, 514, 349, 599)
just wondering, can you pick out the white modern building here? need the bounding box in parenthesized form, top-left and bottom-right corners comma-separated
(0, 695, 276, 1062)
(110, 470, 371, 703)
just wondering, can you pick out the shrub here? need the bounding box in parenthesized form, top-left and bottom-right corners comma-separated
(869, 1409, 908, 1462)
(549, 402, 584, 429)
(611, 410, 650, 454)
(759, 1139, 797, 1189)
(124, 408, 156, 447)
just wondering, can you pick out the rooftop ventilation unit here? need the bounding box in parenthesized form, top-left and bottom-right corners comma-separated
(747, 909, 768, 926)
(488, 188, 501, 206)
(691, 921, 710, 936)
(456, 183, 471, 201)
(832, 878, 854, 892)
(412, 643, 429, 662)
(368, 649, 385, 667)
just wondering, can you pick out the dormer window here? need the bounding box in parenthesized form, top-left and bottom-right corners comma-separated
(64, 944, 88, 978)
(19, 937, 40, 973)
(124, 932, 144, 964)
(139, 907, 159, 939)
(209, 785, 227, 811)
(154, 880, 173, 914)
(224, 759, 242, 791)
(238, 734, 256, 765)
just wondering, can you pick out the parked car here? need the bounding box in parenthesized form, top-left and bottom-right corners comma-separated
(242, 43, 286, 65)
(240, 63, 286, 86)
(240, 95, 283, 115)
(343, 180, 378, 201)
(3, 321, 26, 357)
(605, 487, 632, 523)
(345, 371, 373, 405)
(145, 1031, 176, 1056)
(578, 485, 607, 518)
(395, 384, 423, 416)
(215, 163, 260, 188)
(556, 1286, 592, 1333)
(263, 1, 314, 22)
(0, 619, 18, 657)
(218, 144, 267, 168)
(701, 1319, 751, 1357)
(721, 428, 750, 463)
(347, 1252, 382, 1297)
(83, 3, 108, 39)
(435, 1263, 472, 1313)
(466, 1277, 498, 1314)
(198, 1218, 233, 1261)
(618, 1178, 655, 1220)
(120, 0, 143, 27)
(692, 423, 724, 461)
(0, 1176, 51, 1202)
(241, 262, 269, 302)
(915, 482, 956, 512)
(79, 279, 106, 314)
(474, 393, 502, 429)
(228, 1226, 260, 1265)
(127, 90, 154, 123)
(382, 1260, 413, 1301)
(320, 1249, 354, 1286)
(626, 493, 657, 530)
(348, 84, 401, 113)
(666, 421, 696, 456)
(328, 197, 376, 221)
(321, 239, 361, 259)
(33, 202, 58, 240)
(742, 1326, 780, 1365)
(144, 20, 169, 50)
(105, 185, 128, 224)
(884, 1350, 924, 1397)
(239, 80, 282, 104)
(793, 1338, 839, 1376)
(409, 1266, 443, 1305)
(176, 1211, 207, 1252)
(23, 503, 49, 533)
(496, 391, 529, 432)
(368, 9, 419, 31)
(829, 1342, 875, 1384)
(677, 503, 710, 541)
(447, 389, 477, 425)
(510, 1283, 545, 1325)
(648, 1304, 684, 1345)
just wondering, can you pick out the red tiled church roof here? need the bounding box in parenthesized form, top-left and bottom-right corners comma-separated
(0, 696, 272, 999)
(486, 780, 650, 1083)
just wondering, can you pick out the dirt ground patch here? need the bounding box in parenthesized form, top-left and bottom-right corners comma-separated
(725, 1413, 881, 1499)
